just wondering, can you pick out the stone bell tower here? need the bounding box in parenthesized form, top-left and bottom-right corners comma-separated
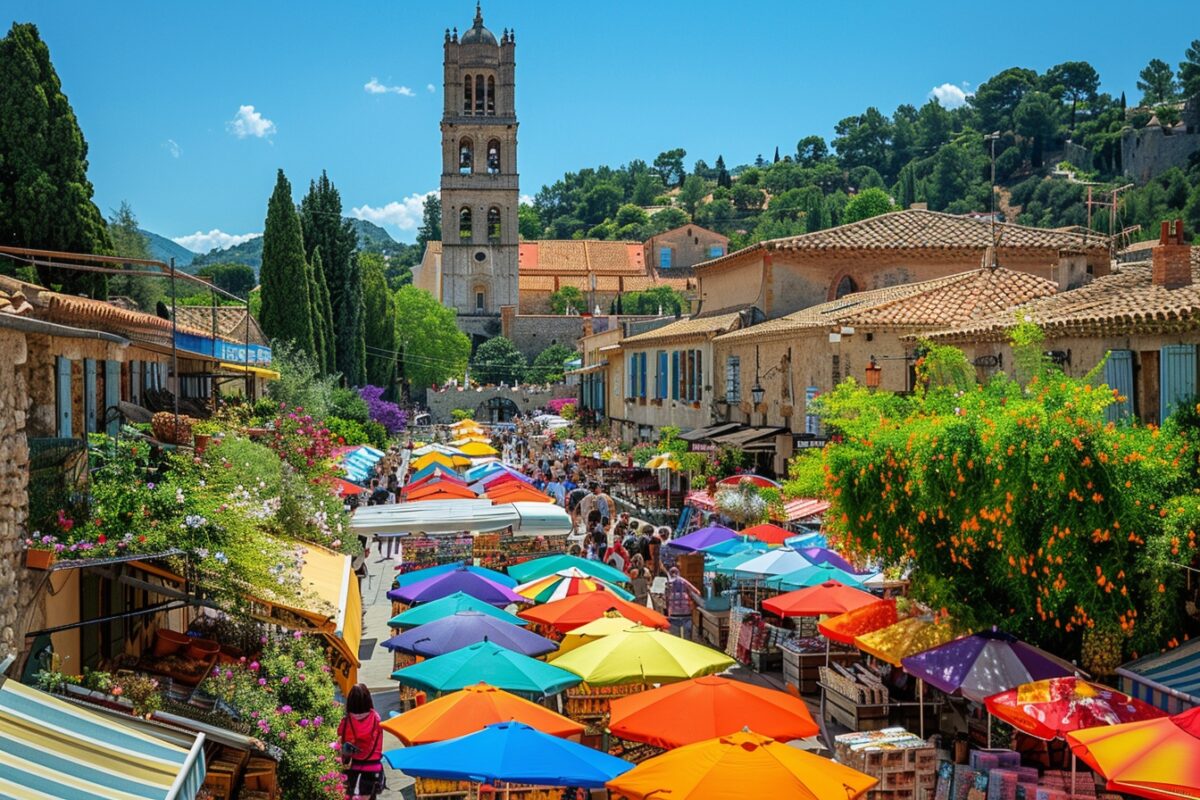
(440, 4, 519, 322)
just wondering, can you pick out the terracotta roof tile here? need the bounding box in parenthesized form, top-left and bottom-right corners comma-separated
(923, 249, 1200, 342)
(696, 209, 1110, 271)
(716, 267, 1057, 343)
(519, 240, 645, 274)
(621, 311, 743, 346)
(174, 306, 268, 346)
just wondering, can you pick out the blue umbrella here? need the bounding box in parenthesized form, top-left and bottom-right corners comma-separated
(707, 549, 770, 575)
(700, 537, 770, 558)
(766, 562, 867, 590)
(388, 592, 527, 629)
(392, 641, 581, 696)
(395, 561, 518, 588)
(383, 721, 633, 788)
(381, 611, 558, 658)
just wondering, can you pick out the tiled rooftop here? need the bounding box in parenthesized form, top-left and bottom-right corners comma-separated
(621, 311, 743, 346)
(519, 241, 645, 274)
(173, 306, 268, 346)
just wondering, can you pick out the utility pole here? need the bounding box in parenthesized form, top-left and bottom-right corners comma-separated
(984, 132, 1001, 267)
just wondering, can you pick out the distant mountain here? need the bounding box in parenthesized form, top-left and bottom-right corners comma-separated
(138, 229, 195, 269)
(180, 217, 400, 276)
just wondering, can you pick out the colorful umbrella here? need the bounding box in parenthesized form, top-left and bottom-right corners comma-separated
(384, 721, 632, 788)
(645, 453, 682, 470)
(412, 444, 467, 457)
(485, 484, 555, 503)
(732, 548, 812, 578)
(381, 683, 584, 746)
(519, 592, 669, 634)
(608, 676, 819, 749)
(854, 616, 963, 666)
(739, 523, 793, 546)
(716, 474, 781, 489)
(507, 554, 630, 585)
(901, 628, 1078, 703)
(514, 567, 634, 604)
(1067, 705, 1200, 800)
(409, 462, 461, 483)
(413, 451, 471, 471)
(458, 441, 500, 457)
(557, 615, 640, 655)
(450, 435, 492, 446)
(464, 460, 508, 481)
(795, 547, 859, 574)
(405, 481, 479, 502)
(668, 525, 738, 552)
(985, 677, 1163, 741)
(381, 611, 558, 658)
(763, 580, 879, 618)
(392, 641, 581, 696)
(708, 549, 773, 575)
(550, 625, 734, 686)
(388, 591, 526, 629)
(605, 730, 877, 800)
(700, 537, 769, 558)
(767, 562, 868, 591)
(394, 562, 518, 589)
(403, 472, 468, 492)
(388, 566, 526, 606)
(333, 478, 366, 496)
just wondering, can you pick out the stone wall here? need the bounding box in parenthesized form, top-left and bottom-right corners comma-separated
(1122, 125, 1200, 184)
(0, 327, 34, 668)
(425, 384, 577, 423)
(505, 314, 588, 360)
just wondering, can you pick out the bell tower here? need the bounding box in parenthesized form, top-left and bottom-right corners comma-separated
(440, 4, 519, 319)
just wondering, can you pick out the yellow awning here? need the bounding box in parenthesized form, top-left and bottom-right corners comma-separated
(219, 362, 281, 381)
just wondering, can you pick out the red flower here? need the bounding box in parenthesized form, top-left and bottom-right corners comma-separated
(97, 534, 107, 545)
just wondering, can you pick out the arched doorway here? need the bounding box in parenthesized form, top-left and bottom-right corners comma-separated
(477, 396, 520, 423)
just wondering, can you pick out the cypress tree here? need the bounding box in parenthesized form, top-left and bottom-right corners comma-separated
(310, 245, 336, 372)
(259, 169, 315, 354)
(361, 253, 396, 388)
(0, 23, 111, 296)
(306, 246, 327, 369)
(344, 253, 367, 386)
(299, 171, 361, 381)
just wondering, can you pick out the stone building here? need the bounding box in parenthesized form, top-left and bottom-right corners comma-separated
(1121, 98, 1200, 184)
(436, 4, 520, 338)
(691, 209, 1110, 319)
(924, 222, 1200, 427)
(644, 223, 729, 272)
(516, 240, 693, 314)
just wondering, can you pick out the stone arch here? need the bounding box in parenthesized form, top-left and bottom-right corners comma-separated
(487, 207, 502, 242)
(477, 396, 520, 422)
(487, 138, 501, 174)
(459, 207, 473, 241)
(459, 137, 474, 174)
(828, 272, 859, 301)
(463, 74, 473, 114)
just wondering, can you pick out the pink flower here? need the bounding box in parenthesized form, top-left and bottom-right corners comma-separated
(280, 676, 290, 685)
(258, 678, 267, 686)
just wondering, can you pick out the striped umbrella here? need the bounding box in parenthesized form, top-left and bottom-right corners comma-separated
(514, 567, 634, 604)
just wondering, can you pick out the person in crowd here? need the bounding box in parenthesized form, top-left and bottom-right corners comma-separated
(367, 479, 389, 506)
(567, 482, 589, 530)
(578, 491, 599, 534)
(665, 566, 702, 639)
(604, 532, 630, 572)
(628, 554, 650, 606)
(594, 484, 614, 524)
(646, 528, 664, 577)
(338, 684, 385, 800)
(545, 473, 566, 506)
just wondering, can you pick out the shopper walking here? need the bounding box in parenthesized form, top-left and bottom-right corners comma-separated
(338, 684, 385, 800)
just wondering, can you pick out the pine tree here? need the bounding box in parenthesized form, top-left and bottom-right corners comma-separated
(260, 169, 315, 354)
(773, 146, 781, 163)
(300, 171, 362, 381)
(715, 155, 731, 189)
(0, 23, 111, 296)
(107, 201, 161, 311)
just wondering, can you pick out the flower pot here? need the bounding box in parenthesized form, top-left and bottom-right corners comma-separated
(153, 629, 190, 657)
(25, 549, 55, 570)
(193, 433, 211, 454)
(217, 644, 243, 664)
(185, 637, 220, 661)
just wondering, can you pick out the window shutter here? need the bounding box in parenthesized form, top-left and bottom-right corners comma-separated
(84, 359, 97, 434)
(105, 360, 121, 436)
(56, 356, 73, 438)
(1103, 350, 1134, 423)
(131, 361, 141, 405)
(696, 350, 703, 400)
(1160, 344, 1197, 422)
(671, 351, 680, 400)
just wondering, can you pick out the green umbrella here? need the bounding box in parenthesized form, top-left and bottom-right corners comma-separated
(506, 554, 629, 585)
(766, 562, 867, 591)
(707, 550, 771, 575)
(388, 592, 528, 630)
(392, 641, 581, 697)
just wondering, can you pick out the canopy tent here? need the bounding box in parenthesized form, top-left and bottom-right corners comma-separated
(464, 460, 510, 482)
(351, 499, 573, 536)
(384, 721, 632, 789)
(412, 444, 467, 458)
(819, 599, 900, 645)
(700, 537, 769, 558)
(341, 445, 384, 482)
(405, 481, 479, 502)
(388, 591, 526, 629)
(763, 581, 879, 618)
(514, 568, 635, 604)
(333, 478, 366, 497)
(1118, 636, 1200, 714)
(608, 676, 818, 749)
(667, 525, 738, 552)
(381, 611, 558, 658)
(458, 441, 499, 457)
(506, 554, 630, 586)
(707, 550, 773, 576)
(381, 683, 583, 746)
(1067, 705, 1200, 800)
(403, 471, 468, 490)
(558, 615, 641, 656)
(393, 564, 518, 589)
(550, 625, 734, 686)
(519, 592, 669, 634)
(767, 562, 869, 591)
(393, 641, 581, 697)
(854, 617, 964, 667)
(0, 677, 207, 800)
(450, 435, 492, 447)
(731, 548, 813, 579)
(738, 523, 792, 546)
(408, 462, 462, 483)
(412, 451, 471, 471)
(485, 484, 555, 504)
(387, 567, 526, 607)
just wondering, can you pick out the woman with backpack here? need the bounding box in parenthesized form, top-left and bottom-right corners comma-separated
(338, 684, 385, 800)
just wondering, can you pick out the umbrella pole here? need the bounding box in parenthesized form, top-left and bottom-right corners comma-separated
(825, 633, 831, 668)
(919, 679, 925, 739)
(1071, 752, 1076, 796)
(987, 714, 992, 748)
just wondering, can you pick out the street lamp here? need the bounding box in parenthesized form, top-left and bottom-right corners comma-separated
(750, 382, 765, 406)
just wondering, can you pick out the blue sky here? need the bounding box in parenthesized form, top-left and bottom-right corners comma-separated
(7, 0, 1197, 250)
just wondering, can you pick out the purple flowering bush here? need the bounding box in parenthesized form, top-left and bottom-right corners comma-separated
(357, 385, 407, 435)
(204, 634, 346, 799)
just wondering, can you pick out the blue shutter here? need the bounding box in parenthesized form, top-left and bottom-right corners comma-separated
(671, 351, 680, 400)
(130, 361, 141, 405)
(639, 353, 647, 398)
(105, 360, 120, 436)
(84, 358, 97, 434)
(1161, 344, 1197, 422)
(696, 350, 703, 401)
(657, 351, 668, 398)
(1103, 350, 1134, 423)
(660, 247, 672, 269)
(56, 356, 73, 438)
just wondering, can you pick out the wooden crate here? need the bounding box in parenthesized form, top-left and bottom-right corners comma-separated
(823, 683, 890, 731)
(750, 650, 782, 673)
(782, 648, 859, 694)
(699, 607, 730, 650)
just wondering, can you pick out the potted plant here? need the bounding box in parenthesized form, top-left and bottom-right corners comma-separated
(192, 419, 221, 454)
(25, 546, 55, 570)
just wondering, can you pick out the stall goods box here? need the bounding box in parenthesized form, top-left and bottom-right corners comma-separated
(782, 646, 859, 693)
(970, 749, 1021, 771)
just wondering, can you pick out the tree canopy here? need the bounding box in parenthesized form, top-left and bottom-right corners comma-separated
(471, 336, 527, 386)
(392, 285, 470, 393)
(259, 170, 315, 356)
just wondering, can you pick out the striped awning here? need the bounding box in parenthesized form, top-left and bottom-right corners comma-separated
(0, 677, 206, 799)
(1119, 636, 1200, 714)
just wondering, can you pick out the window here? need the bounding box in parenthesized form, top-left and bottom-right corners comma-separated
(834, 275, 857, 299)
(1160, 344, 1197, 422)
(463, 74, 473, 114)
(725, 355, 740, 403)
(629, 357, 637, 398)
(487, 75, 496, 115)
(459, 207, 473, 241)
(655, 350, 668, 399)
(487, 139, 501, 174)
(475, 291, 485, 313)
(671, 351, 680, 401)
(487, 207, 501, 242)
(708, 245, 724, 258)
(459, 138, 473, 174)
(659, 247, 672, 269)
(474, 73, 485, 114)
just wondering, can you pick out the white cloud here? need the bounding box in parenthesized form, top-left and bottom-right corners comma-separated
(929, 83, 970, 109)
(227, 105, 276, 139)
(426, 83, 436, 93)
(163, 139, 181, 158)
(351, 191, 436, 231)
(519, 194, 535, 206)
(173, 229, 261, 254)
(364, 78, 415, 97)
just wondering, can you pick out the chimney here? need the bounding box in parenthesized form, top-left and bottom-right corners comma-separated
(1152, 219, 1191, 289)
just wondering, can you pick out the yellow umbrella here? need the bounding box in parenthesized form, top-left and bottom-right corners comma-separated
(550, 625, 734, 686)
(450, 436, 492, 446)
(451, 419, 485, 431)
(458, 441, 500, 457)
(854, 616, 964, 666)
(645, 453, 681, 470)
(412, 451, 471, 471)
(557, 615, 639, 655)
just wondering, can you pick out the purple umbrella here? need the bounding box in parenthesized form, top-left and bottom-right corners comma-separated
(901, 627, 1078, 702)
(796, 547, 860, 574)
(388, 567, 526, 607)
(667, 525, 737, 552)
(381, 611, 558, 658)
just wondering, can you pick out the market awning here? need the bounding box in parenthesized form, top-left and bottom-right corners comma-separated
(0, 677, 206, 800)
(686, 491, 830, 524)
(350, 499, 572, 537)
(218, 361, 281, 381)
(1118, 636, 1200, 714)
(709, 426, 788, 451)
(678, 423, 742, 443)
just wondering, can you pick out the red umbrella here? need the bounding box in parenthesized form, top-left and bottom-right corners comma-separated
(763, 581, 879, 618)
(334, 478, 366, 497)
(406, 483, 479, 502)
(404, 472, 468, 492)
(739, 524, 793, 546)
(716, 474, 781, 489)
(985, 677, 1163, 741)
(818, 598, 899, 645)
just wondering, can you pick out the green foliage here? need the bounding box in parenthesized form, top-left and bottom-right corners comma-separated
(196, 262, 257, 299)
(107, 201, 164, 311)
(393, 285, 470, 391)
(471, 336, 526, 385)
(260, 170, 316, 355)
(527, 343, 576, 384)
(0, 22, 111, 296)
(678, 174, 710, 216)
(1180, 39, 1200, 99)
(267, 340, 341, 422)
(783, 450, 827, 499)
(360, 252, 396, 387)
(1138, 58, 1179, 106)
(518, 203, 542, 239)
(843, 188, 898, 223)
(621, 285, 688, 315)
(300, 171, 362, 382)
(451, 408, 476, 421)
(548, 285, 585, 314)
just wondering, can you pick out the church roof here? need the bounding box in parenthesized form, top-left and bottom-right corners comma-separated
(460, 4, 498, 45)
(519, 240, 646, 275)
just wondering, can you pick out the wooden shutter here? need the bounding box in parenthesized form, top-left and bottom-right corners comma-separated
(56, 356, 73, 438)
(84, 359, 97, 434)
(1103, 350, 1134, 423)
(105, 360, 120, 436)
(1160, 344, 1197, 422)
(671, 351, 680, 400)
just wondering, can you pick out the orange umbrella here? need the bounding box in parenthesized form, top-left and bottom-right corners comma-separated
(519, 592, 669, 633)
(606, 730, 878, 800)
(763, 580, 878, 618)
(1067, 705, 1200, 800)
(818, 598, 898, 645)
(405, 481, 478, 502)
(608, 676, 818, 749)
(404, 472, 468, 492)
(739, 524, 793, 546)
(381, 682, 584, 745)
(487, 484, 554, 503)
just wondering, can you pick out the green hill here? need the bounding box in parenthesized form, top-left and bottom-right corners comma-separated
(183, 218, 401, 275)
(138, 229, 196, 269)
